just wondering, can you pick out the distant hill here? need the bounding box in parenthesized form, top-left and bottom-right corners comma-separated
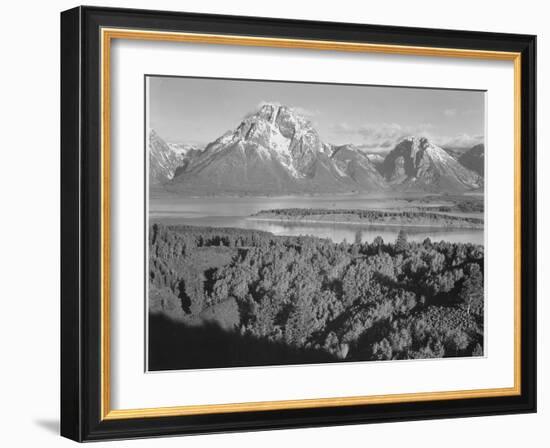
(458, 144, 485, 177)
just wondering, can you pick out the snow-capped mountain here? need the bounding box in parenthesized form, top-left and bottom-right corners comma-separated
(379, 136, 483, 192)
(169, 103, 382, 195)
(149, 131, 203, 184)
(151, 105, 484, 195)
(149, 130, 183, 184)
(458, 144, 484, 177)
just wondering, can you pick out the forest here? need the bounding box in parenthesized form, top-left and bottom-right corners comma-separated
(251, 207, 484, 228)
(149, 223, 484, 370)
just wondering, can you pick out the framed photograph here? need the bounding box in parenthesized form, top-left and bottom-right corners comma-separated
(60, 6, 536, 442)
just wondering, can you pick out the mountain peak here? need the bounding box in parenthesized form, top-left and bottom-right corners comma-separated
(212, 102, 324, 175)
(402, 135, 430, 144)
(380, 136, 483, 192)
(168, 104, 385, 195)
(398, 135, 432, 151)
(257, 101, 283, 113)
(244, 103, 311, 132)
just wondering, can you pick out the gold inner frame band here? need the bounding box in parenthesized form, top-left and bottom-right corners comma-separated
(100, 27, 522, 421)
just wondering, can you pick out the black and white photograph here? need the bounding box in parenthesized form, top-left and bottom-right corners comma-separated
(147, 76, 486, 371)
(51, 4, 539, 443)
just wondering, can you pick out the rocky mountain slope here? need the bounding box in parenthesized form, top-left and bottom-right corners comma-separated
(379, 136, 483, 192)
(362, 152, 385, 166)
(330, 144, 388, 191)
(167, 103, 383, 195)
(149, 130, 202, 184)
(149, 130, 182, 184)
(458, 144, 485, 176)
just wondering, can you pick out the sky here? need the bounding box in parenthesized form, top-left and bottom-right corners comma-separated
(147, 75, 485, 152)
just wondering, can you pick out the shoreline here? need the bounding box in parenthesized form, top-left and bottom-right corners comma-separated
(247, 216, 484, 230)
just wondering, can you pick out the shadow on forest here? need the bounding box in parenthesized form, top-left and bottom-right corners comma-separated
(148, 313, 337, 371)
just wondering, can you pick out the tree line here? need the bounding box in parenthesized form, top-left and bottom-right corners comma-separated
(253, 207, 484, 226)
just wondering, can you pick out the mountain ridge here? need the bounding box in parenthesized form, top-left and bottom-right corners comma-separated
(149, 104, 484, 195)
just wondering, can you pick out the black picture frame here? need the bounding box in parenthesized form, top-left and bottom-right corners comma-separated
(61, 5, 536, 442)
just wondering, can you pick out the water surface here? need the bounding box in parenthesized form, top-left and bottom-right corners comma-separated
(150, 194, 484, 245)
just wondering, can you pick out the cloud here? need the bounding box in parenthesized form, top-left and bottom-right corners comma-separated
(331, 122, 434, 153)
(330, 122, 483, 152)
(435, 133, 485, 149)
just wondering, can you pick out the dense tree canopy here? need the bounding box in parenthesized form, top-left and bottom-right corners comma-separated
(149, 223, 484, 363)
